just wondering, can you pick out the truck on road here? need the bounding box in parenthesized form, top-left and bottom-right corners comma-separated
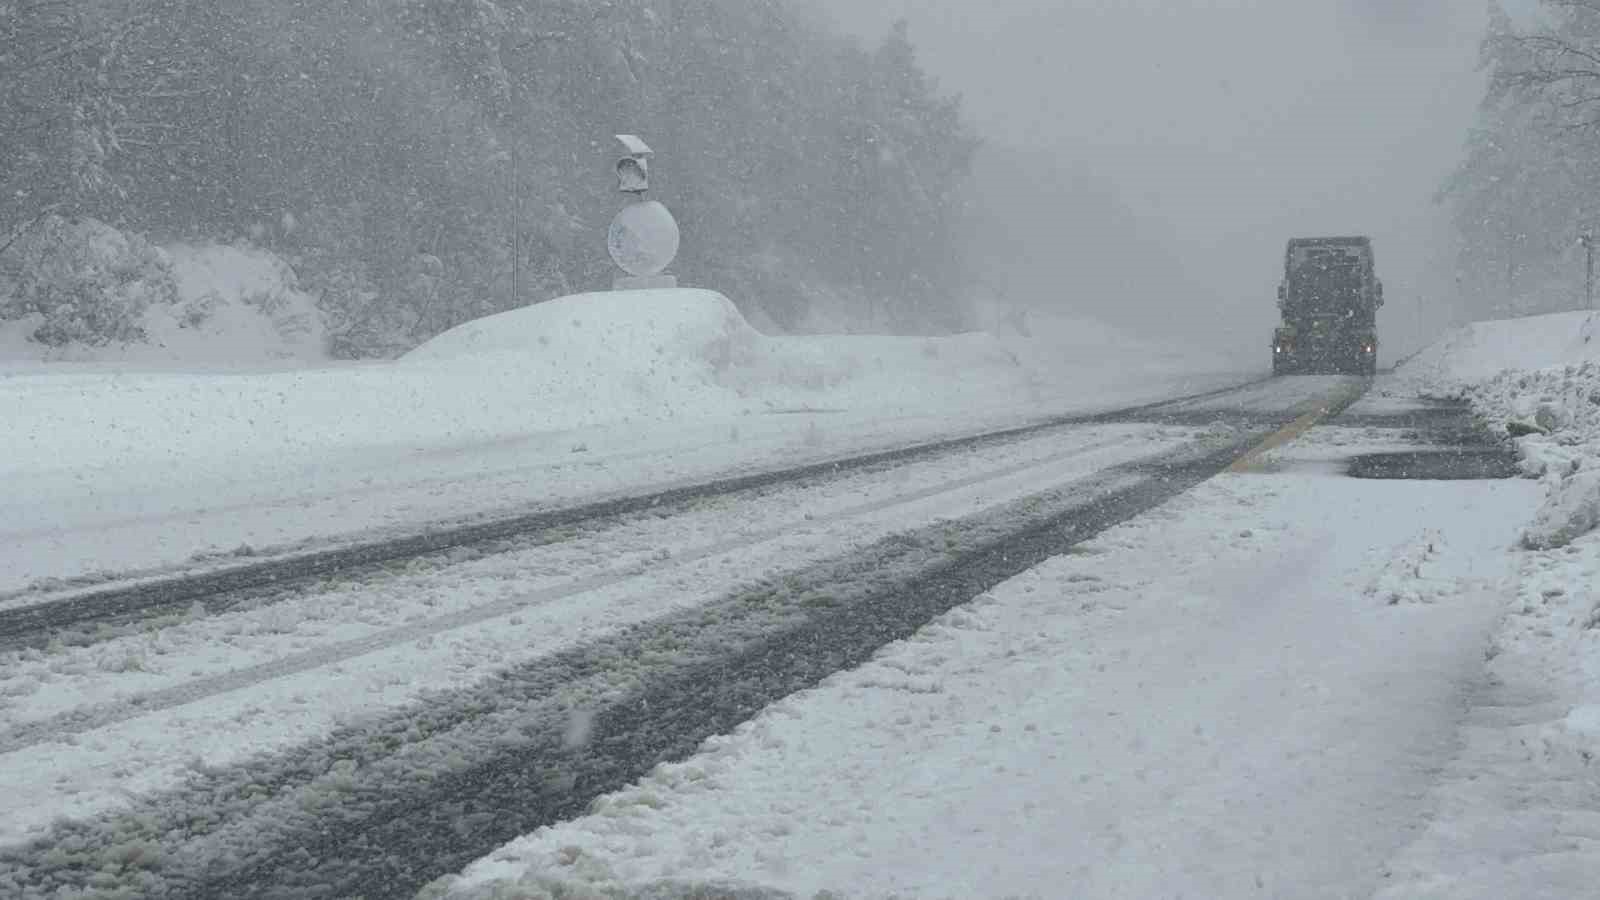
(1272, 236, 1382, 376)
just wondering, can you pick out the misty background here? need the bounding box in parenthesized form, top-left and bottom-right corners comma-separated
(10, 0, 1600, 365)
(815, 0, 1490, 359)
(2, 1, 980, 357)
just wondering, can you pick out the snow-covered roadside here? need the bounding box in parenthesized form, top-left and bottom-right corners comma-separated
(0, 422, 1197, 847)
(1389, 310, 1600, 549)
(0, 289, 1247, 596)
(1467, 360, 1600, 549)
(429, 426, 1541, 900)
(1373, 529, 1600, 900)
(1361, 312, 1600, 899)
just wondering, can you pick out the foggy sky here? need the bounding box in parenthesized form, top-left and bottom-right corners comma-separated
(813, 0, 1488, 357)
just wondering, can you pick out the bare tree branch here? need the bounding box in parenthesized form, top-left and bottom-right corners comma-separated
(0, 11, 150, 77)
(0, 204, 63, 258)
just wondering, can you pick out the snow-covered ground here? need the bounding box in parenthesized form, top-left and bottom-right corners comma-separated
(1373, 310, 1600, 899)
(10, 276, 1600, 899)
(0, 287, 1246, 598)
(1386, 312, 1599, 547)
(431, 424, 1541, 899)
(429, 311, 1600, 900)
(1373, 531, 1600, 900)
(0, 420, 1203, 848)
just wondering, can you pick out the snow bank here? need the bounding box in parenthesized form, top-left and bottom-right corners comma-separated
(1394, 310, 1598, 394)
(1397, 311, 1600, 548)
(402, 288, 1047, 421)
(0, 217, 326, 367)
(403, 291, 1213, 421)
(1523, 468, 1600, 549)
(1376, 518, 1600, 900)
(0, 287, 1234, 527)
(394, 287, 1231, 438)
(0, 278, 1248, 593)
(1466, 360, 1600, 549)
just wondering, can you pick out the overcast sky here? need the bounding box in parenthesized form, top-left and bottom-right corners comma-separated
(811, 0, 1489, 356)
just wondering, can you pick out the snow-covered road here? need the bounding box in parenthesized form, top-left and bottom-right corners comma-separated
(0, 421, 1204, 845)
(2, 233, 1595, 900)
(437, 407, 1543, 900)
(0, 375, 1348, 899)
(8, 365, 1581, 900)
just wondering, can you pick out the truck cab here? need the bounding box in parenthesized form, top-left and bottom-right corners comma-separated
(1272, 236, 1382, 376)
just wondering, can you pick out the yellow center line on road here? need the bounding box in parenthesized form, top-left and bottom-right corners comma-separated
(1226, 380, 1370, 474)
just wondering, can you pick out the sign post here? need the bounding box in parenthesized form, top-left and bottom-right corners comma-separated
(608, 135, 680, 291)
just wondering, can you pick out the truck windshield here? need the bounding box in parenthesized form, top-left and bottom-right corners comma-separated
(1289, 260, 1361, 314)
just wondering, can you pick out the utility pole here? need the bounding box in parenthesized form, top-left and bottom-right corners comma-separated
(1415, 291, 1423, 353)
(1582, 230, 1595, 311)
(510, 141, 520, 306)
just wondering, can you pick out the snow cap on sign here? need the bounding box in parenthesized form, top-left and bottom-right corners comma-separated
(615, 134, 653, 158)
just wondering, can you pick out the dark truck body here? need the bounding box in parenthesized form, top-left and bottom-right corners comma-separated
(1271, 236, 1382, 375)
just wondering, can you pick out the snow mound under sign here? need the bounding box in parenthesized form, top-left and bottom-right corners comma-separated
(0, 284, 1231, 498)
(403, 288, 1040, 418)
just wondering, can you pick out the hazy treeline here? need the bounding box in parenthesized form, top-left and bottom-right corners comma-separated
(0, 0, 977, 355)
(1447, 1, 1600, 316)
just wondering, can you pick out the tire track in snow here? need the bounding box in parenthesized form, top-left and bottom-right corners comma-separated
(189, 439, 1271, 900)
(0, 427, 1305, 900)
(0, 431, 1149, 755)
(0, 378, 1267, 649)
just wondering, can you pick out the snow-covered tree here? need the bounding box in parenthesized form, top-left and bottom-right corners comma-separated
(1446, 1, 1600, 315)
(5, 0, 980, 353)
